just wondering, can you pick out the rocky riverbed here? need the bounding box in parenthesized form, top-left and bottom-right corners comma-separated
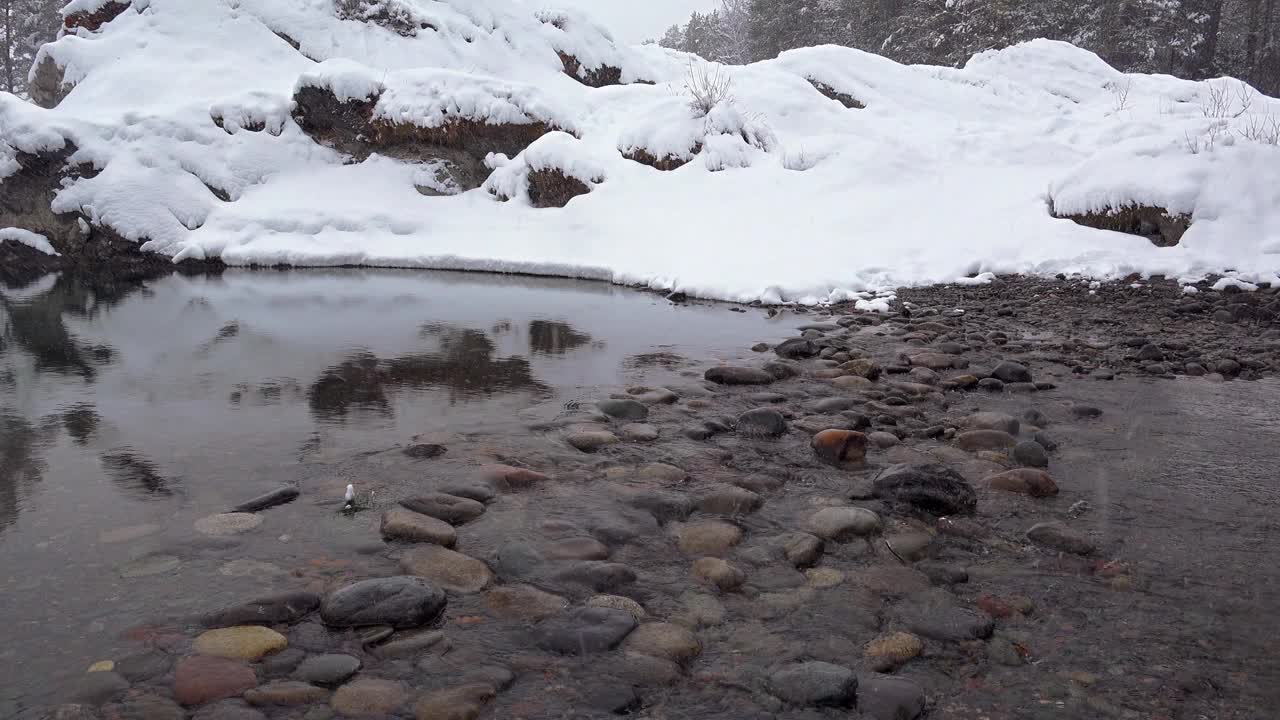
(6, 271, 1280, 720)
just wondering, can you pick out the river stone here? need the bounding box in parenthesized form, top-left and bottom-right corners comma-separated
(598, 398, 649, 420)
(917, 561, 969, 585)
(231, 486, 299, 513)
(579, 680, 641, 714)
(636, 462, 689, 484)
(294, 654, 361, 686)
(622, 622, 702, 665)
(736, 407, 788, 438)
(988, 468, 1058, 497)
(566, 430, 619, 453)
(868, 431, 900, 448)
(477, 464, 551, 492)
(1013, 440, 1049, 467)
(863, 632, 923, 671)
(553, 561, 637, 592)
(696, 485, 764, 515)
(173, 655, 258, 706)
(1027, 522, 1096, 555)
(840, 358, 882, 379)
(675, 521, 743, 556)
(403, 443, 447, 459)
(832, 375, 874, 391)
(909, 352, 957, 370)
(412, 683, 496, 720)
(72, 671, 128, 704)
(244, 681, 329, 706)
(781, 532, 824, 567)
(775, 337, 820, 359)
(120, 554, 181, 578)
(811, 429, 868, 465)
(203, 591, 320, 628)
(375, 630, 446, 658)
(873, 464, 977, 515)
(484, 585, 567, 620)
(116, 694, 184, 720)
(991, 360, 1032, 383)
(805, 507, 881, 541)
(628, 490, 693, 524)
(260, 647, 303, 676)
(885, 531, 932, 561)
(1071, 404, 1103, 419)
(963, 414, 1017, 438)
(705, 366, 775, 385)
(190, 700, 267, 720)
(320, 576, 447, 629)
(380, 508, 457, 546)
(546, 536, 611, 560)
(195, 513, 263, 536)
(691, 557, 745, 591)
(437, 480, 496, 504)
(620, 423, 659, 441)
(768, 662, 857, 707)
(193, 626, 287, 661)
(533, 606, 637, 654)
(493, 543, 545, 582)
(330, 678, 409, 716)
(857, 673, 925, 720)
(954, 430, 1017, 451)
(399, 493, 485, 525)
(587, 595, 646, 620)
(116, 651, 171, 682)
(895, 594, 994, 641)
(400, 546, 493, 594)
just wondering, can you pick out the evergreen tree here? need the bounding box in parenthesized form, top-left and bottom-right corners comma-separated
(1, 0, 61, 97)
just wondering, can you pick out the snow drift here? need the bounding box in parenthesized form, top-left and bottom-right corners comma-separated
(2, 0, 1279, 303)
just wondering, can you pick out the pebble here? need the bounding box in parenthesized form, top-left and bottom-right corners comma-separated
(294, 654, 361, 686)
(1071, 404, 1103, 419)
(781, 532, 824, 568)
(736, 407, 789, 437)
(72, 670, 128, 705)
(412, 683, 496, 720)
(1027, 521, 1097, 555)
(586, 594, 646, 620)
(173, 655, 258, 706)
(675, 520, 743, 556)
(963, 411, 1020, 435)
(403, 443, 447, 459)
(863, 632, 923, 671)
(399, 493, 485, 525)
(977, 377, 1005, 392)
(832, 375, 874, 390)
(696, 485, 764, 515)
(811, 429, 868, 465)
(916, 561, 968, 585)
(767, 661, 857, 707)
(566, 430, 619, 452)
(553, 561, 638, 592)
(400, 546, 493, 593)
(895, 592, 994, 641)
(319, 576, 447, 629)
(674, 592, 726, 628)
(856, 673, 926, 720)
(991, 360, 1033, 383)
(806, 506, 882, 541)
(627, 490, 693, 524)
(116, 694, 185, 720)
(546, 536, 611, 560)
(620, 423, 659, 441)
(908, 352, 958, 370)
(119, 554, 182, 578)
(116, 651, 171, 682)
(884, 531, 932, 561)
(868, 431, 900, 448)
(622, 622, 702, 665)
(704, 366, 775, 385)
(484, 584, 568, 620)
(244, 681, 329, 706)
(194, 513, 263, 536)
(204, 591, 320, 628)
(597, 398, 649, 420)
(191, 700, 267, 720)
(954, 429, 1017, 451)
(988, 468, 1059, 497)
(691, 557, 745, 591)
(636, 462, 689, 484)
(193, 626, 288, 662)
(839, 358, 882, 379)
(375, 630, 446, 658)
(379, 508, 458, 546)
(873, 463, 977, 515)
(1013, 440, 1049, 467)
(477, 464, 551, 492)
(330, 678, 409, 717)
(805, 567, 844, 588)
(534, 606, 638, 654)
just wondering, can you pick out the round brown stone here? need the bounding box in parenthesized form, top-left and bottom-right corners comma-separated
(173, 655, 258, 706)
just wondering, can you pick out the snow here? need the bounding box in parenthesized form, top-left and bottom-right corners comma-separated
(6, 0, 1280, 304)
(0, 228, 58, 255)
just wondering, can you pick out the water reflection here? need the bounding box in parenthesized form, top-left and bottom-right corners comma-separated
(99, 448, 175, 498)
(309, 323, 551, 421)
(0, 413, 48, 533)
(528, 319, 595, 355)
(61, 403, 99, 445)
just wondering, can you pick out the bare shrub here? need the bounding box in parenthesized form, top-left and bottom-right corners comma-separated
(1105, 79, 1132, 112)
(685, 62, 733, 116)
(1237, 114, 1280, 145)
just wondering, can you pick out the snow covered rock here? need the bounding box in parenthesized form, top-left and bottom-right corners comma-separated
(486, 132, 605, 208)
(63, 0, 132, 33)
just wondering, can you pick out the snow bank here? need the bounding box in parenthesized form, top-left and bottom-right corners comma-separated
(0, 228, 58, 255)
(5, 0, 1280, 303)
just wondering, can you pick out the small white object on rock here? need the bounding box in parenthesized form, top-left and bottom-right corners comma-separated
(344, 483, 355, 506)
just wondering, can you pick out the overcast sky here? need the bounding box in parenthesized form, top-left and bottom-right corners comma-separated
(545, 0, 720, 43)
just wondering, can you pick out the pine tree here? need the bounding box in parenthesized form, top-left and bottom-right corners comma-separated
(1, 0, 62, 97)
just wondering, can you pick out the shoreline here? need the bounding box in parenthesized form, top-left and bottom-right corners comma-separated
(10, 272, 1278, 719)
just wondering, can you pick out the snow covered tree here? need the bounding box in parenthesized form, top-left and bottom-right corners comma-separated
(1, 0, 61, 97)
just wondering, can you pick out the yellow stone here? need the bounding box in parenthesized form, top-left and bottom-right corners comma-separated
(864, 631, 924, 668)
(805, 567, 845, 589)
(87, 660, 115, 673)
(194, 625, 287, 661)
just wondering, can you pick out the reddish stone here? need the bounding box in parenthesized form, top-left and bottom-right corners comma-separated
(64, 0, 130, 31)
(173, 655, 257, 706)
(479, 464, 550, 491)
(987, 469, 1059, 497)
(810, 430, 868, 465)
(976, 595, 1016, 618)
